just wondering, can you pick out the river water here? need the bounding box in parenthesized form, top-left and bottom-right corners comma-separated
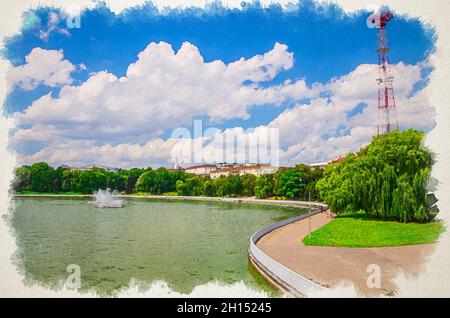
(9, 197, 308, 295)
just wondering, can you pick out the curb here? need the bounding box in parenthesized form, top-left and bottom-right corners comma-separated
(248, 204, 328, 297)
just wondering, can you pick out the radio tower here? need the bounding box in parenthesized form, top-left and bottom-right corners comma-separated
(370, 10, 399, 135)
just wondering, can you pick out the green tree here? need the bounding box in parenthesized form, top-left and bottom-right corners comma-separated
(203, 179, 216, 196)
(30, 162, 56, 192)
(124, 168, 144, 193)
(78, 168, 107, 194)
(12, 165, 32, 192)
(241, 174, 257, 197)
(135, 168, 188, 194)
(54, 166, 69, 193)
(176, 177, 204, 196)
(316, 129, 434, 222)
(254, 174, 275, 199)
(278, 169, 305, 198)
(213, 175, 243, 197)
(295, 164, 323, 200)
(135, 169, 157, 193)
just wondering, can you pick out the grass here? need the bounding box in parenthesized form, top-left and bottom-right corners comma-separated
(303, 213, 445, 247)
(15, 191, 84, 195)
(162, 192, 178, 196)
(131, 192, 178, 196)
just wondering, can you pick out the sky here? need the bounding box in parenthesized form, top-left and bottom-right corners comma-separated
(2, 0, 436, 168)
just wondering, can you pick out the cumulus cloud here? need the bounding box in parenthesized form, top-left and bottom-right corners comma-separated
(13, 41, 311, 146)
(270, 62, 434, 165)
(19, 125, 280, 168)
(7, 47, 75, 91)
(22, 139, 179, 169)
(11, 41, 435, 168)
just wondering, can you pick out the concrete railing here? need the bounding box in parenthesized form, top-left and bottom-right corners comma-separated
(249, 203, 328, 297)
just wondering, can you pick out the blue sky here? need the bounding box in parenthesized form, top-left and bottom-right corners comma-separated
(3, 1, 436, 167)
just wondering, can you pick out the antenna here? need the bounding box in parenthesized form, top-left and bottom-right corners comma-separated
(368, 9, 399, 135)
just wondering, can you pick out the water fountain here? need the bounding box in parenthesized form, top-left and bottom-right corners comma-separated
(91, 189, 123, 208)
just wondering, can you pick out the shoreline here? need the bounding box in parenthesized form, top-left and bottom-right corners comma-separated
(248, 207, 327, 297)
(14, 192, 327, 297)
(15, 192, 434, 297)
(13, 193, 327, 210)
(255, 212, 437, 297)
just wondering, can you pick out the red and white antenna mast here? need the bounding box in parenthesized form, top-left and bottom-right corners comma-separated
(368, 10, 399, 135)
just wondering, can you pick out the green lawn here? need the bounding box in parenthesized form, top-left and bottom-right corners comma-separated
(303, 213, 445, 247)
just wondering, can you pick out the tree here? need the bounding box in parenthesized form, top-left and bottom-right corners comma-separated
(124, 168, 144, 194)
(278, 169, 305, 199)
(295, 164, 323, 200)
(176, 177, 204, 196)
(241, 174, 257, 197)
(135, 168, 189, 194)
(78, 168, 107, 194)
(61, 169, 80, 192)
(212, 175, 243, 197)
(203, 179, 216, 196)
(54, 166, 69, 193)
(135, 169, 157, 193)
(316, 129, 435, 222)
(30, 162, 56, 193)
(12, 165, 31, 192)
(254, 174, 275, 199)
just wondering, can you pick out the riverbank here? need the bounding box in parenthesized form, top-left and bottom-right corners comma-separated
(256, 211, 437, 297)
(13, 193, 326, 210)
(17, 193, 435, 297)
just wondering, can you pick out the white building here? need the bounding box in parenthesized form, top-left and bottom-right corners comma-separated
(74, 164, 120, 172)
(309, 156, 346, 171)
(184, 164, 217, 176)
(209, 164, 278, 179)
(309, 161, 329, 171)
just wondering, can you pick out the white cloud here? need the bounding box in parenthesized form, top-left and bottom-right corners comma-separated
(22, 138, 179, 169)
(11, 42, 435, 168)
(268, 62, 434, 165)
(19, 125, 281, 168)
(12, 41, 311, 146)
(38, 12, 70, 41)
(7, 47, 74, 91)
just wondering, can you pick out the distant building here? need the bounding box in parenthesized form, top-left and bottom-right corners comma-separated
(309, 155, 346, 171)
(209, 164, 278, 179)
(184, 164, 217, 176)
(73, 164, 120, 172)
(216, 162, 239, 169)
(309, 161, 329, 171)
(330, 156, 346, 164)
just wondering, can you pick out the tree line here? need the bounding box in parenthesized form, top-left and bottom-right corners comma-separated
(174, 165, 323, 200)
(12, 129, 437, 222)
(13, 164, 145, 195)
(12, 163, 322, 200)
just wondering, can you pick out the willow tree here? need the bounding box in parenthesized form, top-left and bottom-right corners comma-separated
(316, 129, 435, 222)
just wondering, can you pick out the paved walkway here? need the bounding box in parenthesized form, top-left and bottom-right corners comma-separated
(257, 212, 436, 297)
